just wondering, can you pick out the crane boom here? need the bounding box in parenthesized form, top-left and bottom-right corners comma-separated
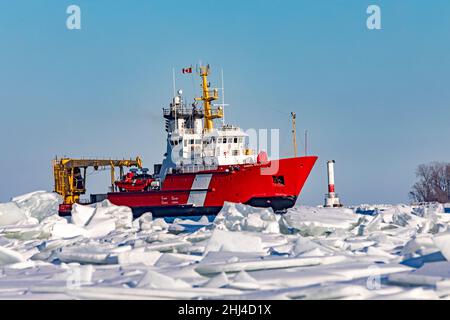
(53, 157, 142, 206)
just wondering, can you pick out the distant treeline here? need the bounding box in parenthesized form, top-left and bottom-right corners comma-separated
(410, 162, 450, 203)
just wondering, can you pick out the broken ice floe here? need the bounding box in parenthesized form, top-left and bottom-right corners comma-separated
(1, 192, 450, 299)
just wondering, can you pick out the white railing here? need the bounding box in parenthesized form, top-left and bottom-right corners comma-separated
(169, 165, 218, 174)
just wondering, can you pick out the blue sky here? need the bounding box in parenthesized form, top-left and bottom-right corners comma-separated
(1, 0, 450, 205)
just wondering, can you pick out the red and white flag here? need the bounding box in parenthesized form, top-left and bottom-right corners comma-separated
(182, 67, 192, 74)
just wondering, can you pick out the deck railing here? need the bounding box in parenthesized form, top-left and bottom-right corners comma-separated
(169, 164, 218, 174)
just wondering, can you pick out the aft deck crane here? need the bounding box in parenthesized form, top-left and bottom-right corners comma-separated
(53, 157, 142, 213)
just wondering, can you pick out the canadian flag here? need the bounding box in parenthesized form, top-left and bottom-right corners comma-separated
(182, 67, 192, 74)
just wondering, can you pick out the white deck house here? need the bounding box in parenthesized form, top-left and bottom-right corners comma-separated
(159, 92, 256, 179)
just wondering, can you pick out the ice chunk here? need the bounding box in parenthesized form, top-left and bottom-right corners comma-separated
(154, 253, 201, 267)
(433, 232, 450, 261)
(0, 246, 26, 266)
(200, 251, 263, 265)
(31, 284, 242, 300)
(168, 223, 186, 234)
(363, 246, 397, 259)
(285, 206, 360, 236)
(45, 264, 95, 288)
(365, 204, 442, 233)
(264, 221, 281, 234)
(40, 214, 68, 231)
(133, 212, 153, 230)
(401, 234, 437, 257)
(204, 229, 265, 254)
(413, 203, 445, 217)
(118, 248, 162, 266)
(202, 272, 229, 288)
(84, 218, 116, 238)
(198, 215, 211, 224)
(137, 270, 191, 289)
(298, 247, 328, 257)
(0, 202, 28, 226)
(91, 200, 133, 229)
(71, 204, 96, 227)
(214, 202, 280, 233)
(243, 214, 280, 234)
(195, 255, 348, 275)
(145, 239, 191, 252)
(242, 214, 265, 231)
(69, 201, 133, 238)
(412, 261, 450, 279)
(147, 218, 169, 232)
(229, 270, 260, 290)
(387, 272, 445, 287)
(378, 205, 412, 225)
(292, 236, 335, 257)
(51, 223, 87, 239)
(52, 215, 115, 240)
(12, 191, 61, 221)
(57, 246, 118, 264)
(371, 287, 439, 300)
(173, 215, 210, 225)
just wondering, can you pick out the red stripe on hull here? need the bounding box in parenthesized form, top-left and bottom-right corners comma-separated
(107, 156, 317, 212)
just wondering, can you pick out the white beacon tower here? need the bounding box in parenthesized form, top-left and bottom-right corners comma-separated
(324, 160, 342, 207)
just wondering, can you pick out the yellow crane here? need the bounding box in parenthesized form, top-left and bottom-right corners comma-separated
(53, 157, 142, 206)
(195, 65, 223, 131)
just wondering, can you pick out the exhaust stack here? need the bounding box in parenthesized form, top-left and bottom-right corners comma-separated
(324, 160, 342, 207)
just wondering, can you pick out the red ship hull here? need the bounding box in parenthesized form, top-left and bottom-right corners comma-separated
(107, 156, 317, 217)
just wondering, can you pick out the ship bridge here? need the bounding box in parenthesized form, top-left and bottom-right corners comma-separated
(159, 66, 257, 180)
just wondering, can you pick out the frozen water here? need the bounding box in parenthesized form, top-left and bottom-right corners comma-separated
(213, 202, 281, 233)
(204, 229, 266, 254)
(0, 202, 28, 226)
(433, 232, 450, 261)
(0, 246, 25, 266)
(1, 191, 450, 299)
(284, 206, 360, 236)
(11, 191, 61, 222)
(118, 249, 161, 266)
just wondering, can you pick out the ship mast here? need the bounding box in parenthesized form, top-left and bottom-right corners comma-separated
(291, 112, 298, 157)
(195, 65, 222, 131)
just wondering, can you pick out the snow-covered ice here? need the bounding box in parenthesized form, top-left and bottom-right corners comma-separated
(1, 192, 450, 299)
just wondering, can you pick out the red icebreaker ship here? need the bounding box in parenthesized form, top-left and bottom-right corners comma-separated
(107, 65, 317, 217)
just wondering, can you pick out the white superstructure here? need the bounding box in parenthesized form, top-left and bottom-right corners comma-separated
(159, 90, 256, 179)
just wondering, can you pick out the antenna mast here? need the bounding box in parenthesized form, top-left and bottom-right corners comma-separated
(172, 68, 176, 97)
(221, 68, 225, 126)
(195, 65, 222, 131)
(304, 129, 308, 156)
(291, 112, 298, 157)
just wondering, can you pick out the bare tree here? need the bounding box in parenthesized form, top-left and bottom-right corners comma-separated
(410, 162, 450, 203)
